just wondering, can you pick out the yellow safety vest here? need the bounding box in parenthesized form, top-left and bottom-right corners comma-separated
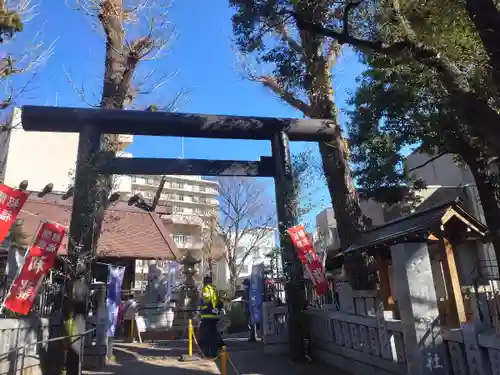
(200, 284, 219, 319)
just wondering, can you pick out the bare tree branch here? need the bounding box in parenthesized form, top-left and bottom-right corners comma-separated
(214, 177, 274, 291)
(406, 151, 448, 173)
(256, 75, 312, 116)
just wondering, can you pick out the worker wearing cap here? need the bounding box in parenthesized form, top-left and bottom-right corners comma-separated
(199, 275, 224, 358)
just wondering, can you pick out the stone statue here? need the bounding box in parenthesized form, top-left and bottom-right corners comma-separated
(145, 263, 168, 304)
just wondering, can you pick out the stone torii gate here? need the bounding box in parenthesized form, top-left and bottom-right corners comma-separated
(21, 105, 336, 363)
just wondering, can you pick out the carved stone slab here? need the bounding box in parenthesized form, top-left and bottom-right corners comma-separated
(355, 298, 366, 316)
(369, 326, 381, 356)
(391, 331, 406, 364)
(448, 342, 467, 375)
(463, 323, 488, 375)
(342, 321, 352, 348)
(375, 300, 392, 360)
(350, 323, 360, 351)
(332, 319, 343, 346)
(390, 242, 448, 375)
(488, 348, 500, 375)
(338, 283, 355, 314)
(359, 325, 371, 354)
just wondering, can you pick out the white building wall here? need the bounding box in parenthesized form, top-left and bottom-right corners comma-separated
(3, 108, 79, 192)
(405, 151, 497, 278)
(213, 228, 276, 291)
(405, 152, 474, 187)
(132, 175, 219, 260)
(314, 198, 385, 253)
(2, 108, 134, 194)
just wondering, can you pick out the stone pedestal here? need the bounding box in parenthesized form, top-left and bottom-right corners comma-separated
(390, 242, 449, 375)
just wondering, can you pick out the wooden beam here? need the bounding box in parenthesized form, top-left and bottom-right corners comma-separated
(375, 255, 393, 310)
(97, 155, 276, 177)
(440, 238, 467, 326)
(428, 233, 440, 241)
(21, 105, 338, 141)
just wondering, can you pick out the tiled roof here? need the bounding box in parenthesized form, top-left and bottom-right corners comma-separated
(345, 200, 488, 254)
(17, 193, 180, 260)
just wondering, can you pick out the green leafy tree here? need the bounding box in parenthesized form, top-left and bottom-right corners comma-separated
(230, 0, 376, 290)
(348, 52, 500, 259)
(288, 0, 500, 158)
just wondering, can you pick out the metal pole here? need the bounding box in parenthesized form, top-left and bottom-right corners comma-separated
(188, 319, 193, 357)
(270, 131, 305, 362)
(151, 176, 167, 212)
(220, 346, 227, 375)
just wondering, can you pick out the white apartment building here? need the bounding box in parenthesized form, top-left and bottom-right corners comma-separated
(131, 175, 219, 289)
(213, 228, 277, 291)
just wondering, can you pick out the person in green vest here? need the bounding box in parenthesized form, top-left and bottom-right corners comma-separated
(199, 275, 224, 358)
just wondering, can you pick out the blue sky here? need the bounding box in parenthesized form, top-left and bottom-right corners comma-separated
(7, 0, 366, 229)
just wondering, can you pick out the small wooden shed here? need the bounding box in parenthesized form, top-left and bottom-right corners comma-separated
(344, 200, 488, 328)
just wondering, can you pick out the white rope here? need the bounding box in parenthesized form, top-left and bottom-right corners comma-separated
(191, 327, 242, 375)
(226, 352, 242, 375)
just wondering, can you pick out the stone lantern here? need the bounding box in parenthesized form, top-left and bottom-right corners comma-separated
(177, 250, 201, 324)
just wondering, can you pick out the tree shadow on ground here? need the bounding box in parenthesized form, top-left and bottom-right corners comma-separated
(219, 347, 348, 375)
(84, 359, 220, 375)
(103, 340, 342, 375)
(112, 342, 186, 360)
(97, 343, 219, 375)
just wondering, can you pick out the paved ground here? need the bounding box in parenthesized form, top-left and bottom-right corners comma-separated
(84, 338, 351, 375)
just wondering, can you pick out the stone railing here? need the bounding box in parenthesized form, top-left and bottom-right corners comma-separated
(262, 303, 288, 353)
(262, 285, 409, 375)
(443, 324, 500, 375)
(306, 299, 407, 375)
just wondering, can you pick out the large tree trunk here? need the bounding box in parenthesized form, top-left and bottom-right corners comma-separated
(65, 2, 132, 373)
(298, 25, 377, 289)
(465, 0, 500, 90)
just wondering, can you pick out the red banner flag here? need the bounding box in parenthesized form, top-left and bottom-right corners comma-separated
(287, 224, 329, 296)
(0, 183, 29, 244)
(3, 220, 67, 315)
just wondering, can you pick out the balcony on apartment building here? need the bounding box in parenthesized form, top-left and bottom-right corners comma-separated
(131, 177, 218, 195)
(162, 181, 218, 195)
(172, 234, 202, 250)
(160, 213, 204, 226)
(159, 193, 218, 206)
